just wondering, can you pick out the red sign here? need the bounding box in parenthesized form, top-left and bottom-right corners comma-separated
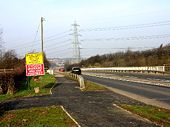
(26, 64, 45, 76)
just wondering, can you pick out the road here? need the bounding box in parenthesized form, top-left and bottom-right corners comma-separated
(0, 74, 158, 127)
(104, 72, 170, 81)
(83, 73, 170, 109)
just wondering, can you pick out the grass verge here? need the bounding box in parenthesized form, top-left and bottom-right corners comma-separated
(65, 73, 108, 91)
(0, 74, 56, 102)
(84, 80, 108, 91)
(120, 104, 170, 127)
(0, 106, 77, 127)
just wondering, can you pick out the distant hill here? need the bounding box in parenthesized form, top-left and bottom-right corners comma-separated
(79, 44, 170, 67)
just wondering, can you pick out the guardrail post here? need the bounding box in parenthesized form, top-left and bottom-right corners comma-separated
(78, 75, 85, 90)
(65, 72, 85, 90)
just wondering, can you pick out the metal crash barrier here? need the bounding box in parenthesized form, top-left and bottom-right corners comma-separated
(65, 72, 85, 90)
(81, 66, 166, 73)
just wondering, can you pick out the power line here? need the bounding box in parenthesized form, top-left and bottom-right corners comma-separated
(82, 34, 170, 42)
(9, 37, 70, 50)
(44, 36, 70, 45)
(9, 33, 169, 58)
(44, 30, 70, 39)
(9, 20, 170, 51)
(80, 20, 170, 32)
(32, 23, 40, 51)
(15, 44, 72, 58)
(44, 49, 72, 57)
(46, 42, 71, 50)
(45, 48, 71, 54)
(9, 40, 71, 55)
(6, 20, 170, 59)
(33, 23, 40, 43)
(81, 47, 155, 50)
(12, 34, 169, 57)
(6, 30, 70, 48)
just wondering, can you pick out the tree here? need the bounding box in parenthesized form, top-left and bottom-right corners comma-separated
(79, 43, 170, 68)
(0, 50, 18, 69)
(0, 28, 3, 60)
(43, 52, 50, 69)
(0, 50, 25, 95)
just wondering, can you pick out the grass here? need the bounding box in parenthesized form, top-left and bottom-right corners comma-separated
(0, 74, 56, 102)
(0, 106, 77, 127)
(120, 104, 170, 127)
(84, 81, 108, 91)
(65, 73, 108, 91)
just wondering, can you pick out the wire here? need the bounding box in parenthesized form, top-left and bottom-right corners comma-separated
(8, 33, 169, 59)
(9, 37, 71, 50)
(6, 20, 170, 59)
(81, 47, 155, 50)
(46, 48, 71, 54)
(82, 34, 170, 42)
(44, 39, 71, 47)
(80, 20, 170, 32)
(32, 23, 40, 51)
(41, 40, 71, 49)
(9, 41, 71, 56)
(7, 30, 70, 48)
(33, 24, 40, 43)
(44, 30, 70, 39)
(45, 49, 71, 56)
(44, 44, 71, 52)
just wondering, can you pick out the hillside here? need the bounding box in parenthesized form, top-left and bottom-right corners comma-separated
(79, 44, 170, 67)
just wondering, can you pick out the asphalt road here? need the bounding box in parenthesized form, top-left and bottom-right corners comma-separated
(83, 75, 170, 107)
(90, 71, 170, 81)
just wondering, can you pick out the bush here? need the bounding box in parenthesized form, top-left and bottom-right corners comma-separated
(0, 50, 26, 95)
(79, 44, 170, 67)
(0, 73, 15, 94)
(0, 50, 50, 95)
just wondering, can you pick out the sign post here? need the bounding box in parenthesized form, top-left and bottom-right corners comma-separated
(25, 52, 45, 76)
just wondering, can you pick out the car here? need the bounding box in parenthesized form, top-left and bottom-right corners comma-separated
(59, 67, 65, 72)
(71, 67, 81, 75)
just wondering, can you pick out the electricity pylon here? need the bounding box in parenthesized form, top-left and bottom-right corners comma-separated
(72, 21, 81, 63)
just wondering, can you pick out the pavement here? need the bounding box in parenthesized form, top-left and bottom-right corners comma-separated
(0, 74, 159, 127)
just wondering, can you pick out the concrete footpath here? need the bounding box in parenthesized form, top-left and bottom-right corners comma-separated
(0, 75, 158, 127)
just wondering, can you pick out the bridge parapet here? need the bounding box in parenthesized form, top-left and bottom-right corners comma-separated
(81, 66, 167, 74)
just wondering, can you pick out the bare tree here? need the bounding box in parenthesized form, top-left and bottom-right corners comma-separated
(0, 28, 3, 60)
(79, 43, 170, 67)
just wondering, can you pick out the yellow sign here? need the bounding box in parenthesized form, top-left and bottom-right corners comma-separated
(26, 52, 43, 65)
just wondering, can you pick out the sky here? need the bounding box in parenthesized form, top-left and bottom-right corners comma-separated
(0, 0, 170, 58)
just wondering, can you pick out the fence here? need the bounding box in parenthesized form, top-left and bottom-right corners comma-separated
(0, 69, 14, 74)
(165, 65, 170, 72)
(47, 69, 54, 75)
(65, 72, 85, 90)
(81, 66, 166, 73)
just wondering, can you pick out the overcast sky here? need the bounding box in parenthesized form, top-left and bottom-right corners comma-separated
(0, 0, 170, 58)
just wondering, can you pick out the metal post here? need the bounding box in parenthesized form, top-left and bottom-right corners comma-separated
(27, 76, 31, 90)
(41, 17, 44, 53)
